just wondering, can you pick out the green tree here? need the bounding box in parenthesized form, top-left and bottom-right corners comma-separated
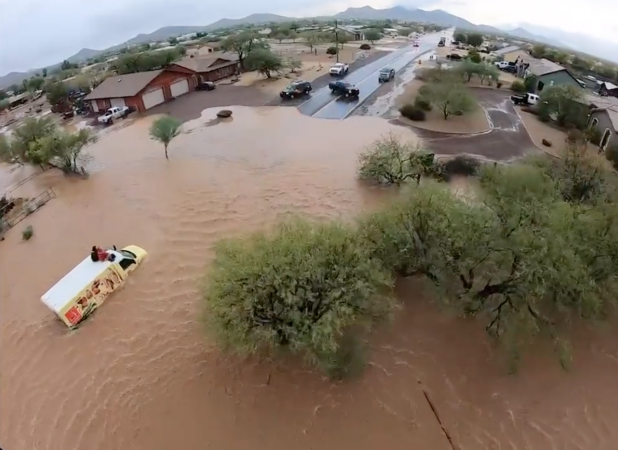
(336, 33, 351, 49)
(28, 129, 97, 173)
(8, 83, 22, 95)
(41, 68, 48, 77)
(140, 43, 151, 52)
(0, 133, 18, 164)
(27, 76, 45, 92)
(11, 116, 57, 163)
(0, 99, 9, 114)
(478, 63, 500, 85)
(571, 56, 591, 71)
(0, 90, 7, 100)
(286, 57, 302, 73)
(358, 133, 436, 185)
(538, 85, 584, 128)
(201, 218, 396, 378)
(60, 59, 76, 70)
(220, 32, 267, 70)
(467, 49, 482, 64)
(44, 81, 69, 106)
(466, 33, 483, 47)
(149, 115, 182, 159)
(398, 28, 412, 37)
(453, 31, 467, 43)
(273, 32, 287, 43)
(301, 32, 320, 51)
(420, 82, 477, 120)
(168, 37, 179, 45)
(458, 60, 481, 82)
(531, 44, 547, 58)
(364, 28, 382, 43)
(245, 49, 283, 78)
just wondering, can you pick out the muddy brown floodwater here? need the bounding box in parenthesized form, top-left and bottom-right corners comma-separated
(1, 106, 618, 450)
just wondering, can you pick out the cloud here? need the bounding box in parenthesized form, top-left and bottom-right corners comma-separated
(1, 0, 616, 74)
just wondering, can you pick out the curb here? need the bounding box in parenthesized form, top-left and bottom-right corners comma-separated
(341, 47, 435, 120)
(511, 106, 560, 159)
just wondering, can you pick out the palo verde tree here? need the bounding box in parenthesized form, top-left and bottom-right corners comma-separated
(149, 115, 182, 159)
(358, 133, 437, 185)
(220, 32, 268, 70)
(466, 33, 483, 47)
(202, 218, 396, 379)
(363, 28, 382, 43)
(244, 49, 283, 79)
(419, 82, 477, 120)
(538, 85, 586, 128)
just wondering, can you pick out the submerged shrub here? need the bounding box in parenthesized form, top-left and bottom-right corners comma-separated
(435, 155, 482, 181)
(359, 43, 371, 50)
(22, 225, 34, 241)
(358, 133, 435, 185)
(201, 218, 396, 378)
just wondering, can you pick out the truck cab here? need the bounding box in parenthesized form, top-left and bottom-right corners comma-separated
(329, 63, 350, 76)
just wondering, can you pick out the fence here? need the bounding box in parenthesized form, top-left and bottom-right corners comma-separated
(0, 188, 56, 230)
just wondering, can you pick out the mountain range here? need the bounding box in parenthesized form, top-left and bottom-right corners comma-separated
(1, 5, 615, 89)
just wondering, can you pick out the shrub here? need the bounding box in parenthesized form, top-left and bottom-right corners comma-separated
(510, 81, 526, 93)
(436, 155, 481, 181)
(605, 144, 618, 170)
(326, 46, 338, 55)
(22, 225, 34, 241)
(413, 97, 432, 111)
(201, 219, 396, 378)
(496, 82, 503, 89)
(586, 127, 602, 146)
(542, 139, 552, 147)
(359, 43, 371, 50)
(358, 133, 435, 185)
(399, 104, 426, 121)
(566, 129, 584, 143)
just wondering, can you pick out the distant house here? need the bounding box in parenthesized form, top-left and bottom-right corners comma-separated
(516, 57, 580, 92)
(339, 26, 365, 41)
(599, 81, 618, 98)
(174, 55, 239, 83)
(491, 45, 528, 63)
(84, 65, 197, 113)
(585, 95, 618, 151)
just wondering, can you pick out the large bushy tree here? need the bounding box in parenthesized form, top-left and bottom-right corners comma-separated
(201, 219, 396, 378)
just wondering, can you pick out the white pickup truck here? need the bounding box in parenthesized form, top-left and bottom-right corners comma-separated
(98, 106, 129, 125)
(329, 63, 350, 76)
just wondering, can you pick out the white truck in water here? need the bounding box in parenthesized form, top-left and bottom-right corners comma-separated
(98, 106, 130, 125)
(329, 63, 350, 76)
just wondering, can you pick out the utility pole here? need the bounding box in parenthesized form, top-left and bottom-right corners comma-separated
(335, 19, 339, 63)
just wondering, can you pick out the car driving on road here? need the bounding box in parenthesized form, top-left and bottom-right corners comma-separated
(328, 80, 359, 98)
(378, 67, 395, 82)
(329, 63, 350, 76)
(279, 80, 313, 99)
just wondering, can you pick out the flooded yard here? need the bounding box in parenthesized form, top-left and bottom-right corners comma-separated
(1, 106, 617, 450)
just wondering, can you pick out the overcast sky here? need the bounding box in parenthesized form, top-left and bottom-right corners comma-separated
(1, 0, 616, 75)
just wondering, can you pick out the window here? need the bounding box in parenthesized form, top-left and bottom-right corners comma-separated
(590, 118, 599, 129)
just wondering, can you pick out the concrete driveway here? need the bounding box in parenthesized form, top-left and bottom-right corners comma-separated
(404, 88, 538, 161)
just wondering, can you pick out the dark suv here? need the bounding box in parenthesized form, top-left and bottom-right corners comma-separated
(280, 80, 313, 99)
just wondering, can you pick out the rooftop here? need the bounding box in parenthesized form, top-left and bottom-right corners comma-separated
(523, 57, 566, 76)
(174, 55, 237, 73)
(493, 45, 522, 56)
(84, 70, 163, 100)
(585, 93, 618, 130)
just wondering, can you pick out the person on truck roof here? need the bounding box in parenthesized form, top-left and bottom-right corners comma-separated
(91, 246, 114, 262)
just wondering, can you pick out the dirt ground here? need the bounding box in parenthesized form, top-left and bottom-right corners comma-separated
(516, 108, 569, 157)
(395, 79, 490, 134)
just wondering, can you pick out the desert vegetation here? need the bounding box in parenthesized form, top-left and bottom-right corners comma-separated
(201, 134, 618, 377)
(0, 117, 96, 174)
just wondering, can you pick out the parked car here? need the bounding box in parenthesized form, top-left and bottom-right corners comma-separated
(329, 63, 350, 76)
(97, 106, 129, 125)
(279, 80, 313, 99)
(447, 54, 462, 61)
(511, 93, 540, 106)
(329, 81, 359, 98)
(196, 81, 216, 91)
(378, 67, 395, 82)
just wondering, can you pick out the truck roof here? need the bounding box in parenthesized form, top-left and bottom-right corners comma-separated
(41, 254, 118, 312)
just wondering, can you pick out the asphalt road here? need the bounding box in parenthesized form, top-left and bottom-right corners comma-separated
(298, 32, 447, 120)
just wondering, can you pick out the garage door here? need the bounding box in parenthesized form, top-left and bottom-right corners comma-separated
(110, 98, 125, 108)
(170, 79, 189, 98)
(142, 88, 165, 110)
(91, 100, 99, 112)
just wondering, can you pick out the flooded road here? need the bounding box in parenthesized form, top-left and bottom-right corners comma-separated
(1, 106, 618, 450)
